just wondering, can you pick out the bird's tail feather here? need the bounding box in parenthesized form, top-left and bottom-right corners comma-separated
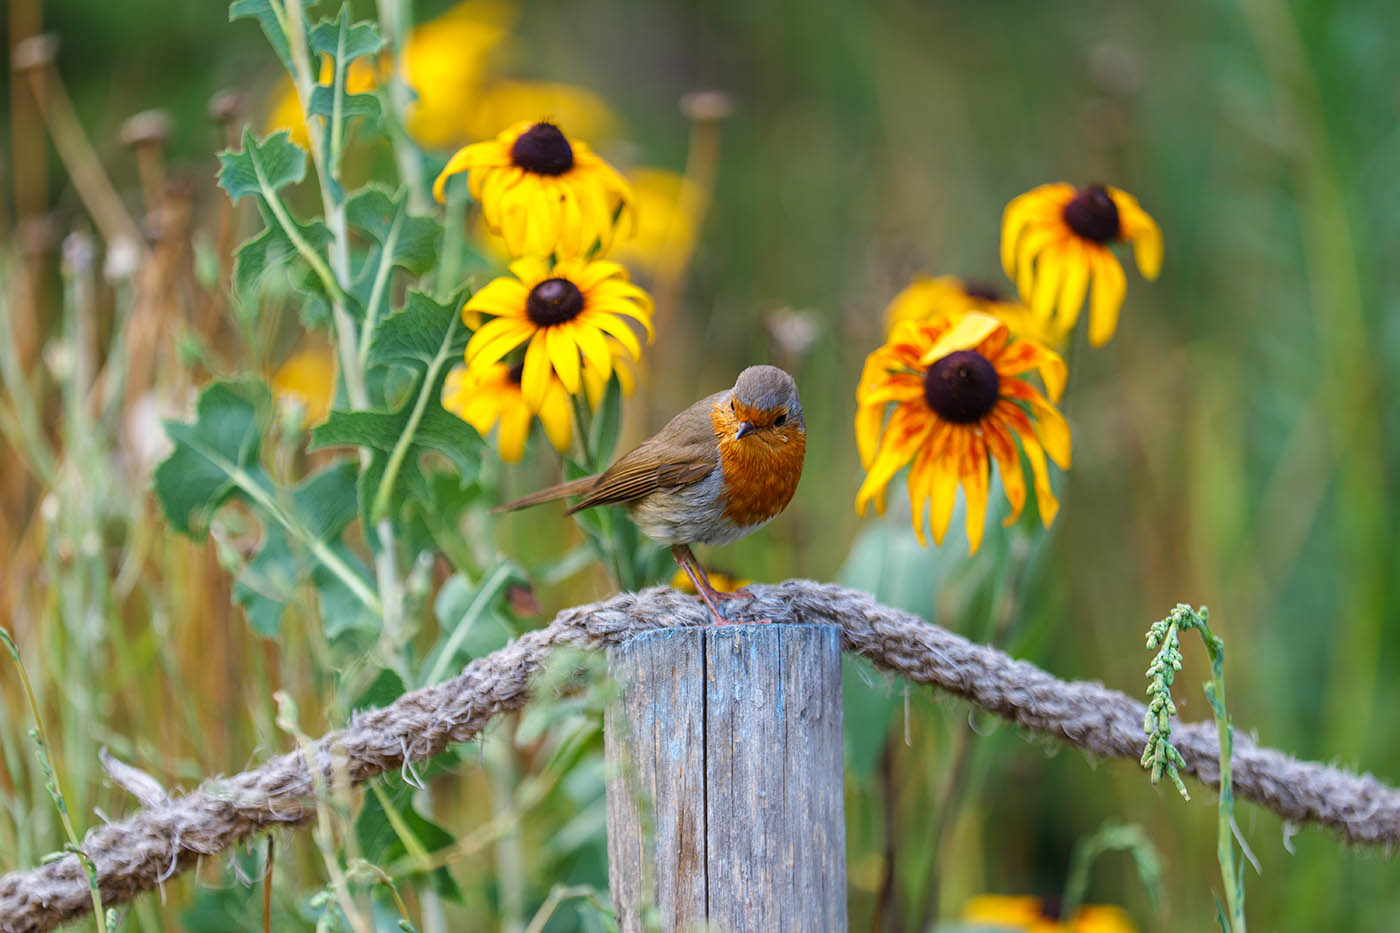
(494, 475, 599, 513)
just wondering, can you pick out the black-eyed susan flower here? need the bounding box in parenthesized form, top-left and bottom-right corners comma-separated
(1001, 183, 1162, 347)
(855, 312, 1070, 554)
(442, 361, 571, 462)
(961, 894, 1138, 933)
(882, 274, 1067, 349)
(462, 256, 653, 411)
(433, 120, 633, 258)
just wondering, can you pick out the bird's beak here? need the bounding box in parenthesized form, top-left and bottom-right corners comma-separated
(735, 421, 755, 439)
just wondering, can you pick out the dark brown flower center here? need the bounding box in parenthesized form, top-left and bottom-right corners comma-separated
(510, 122, 574, 176)
(1037, 896, 1064, 921)
(1062, 183, 1121, 242)
(526, 277, 585, 326)
(923, 349, 999, 423)
(506, 361, 525, 385)
(961, 281, 1004, 302)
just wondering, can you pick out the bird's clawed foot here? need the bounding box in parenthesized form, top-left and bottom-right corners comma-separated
(670, 545, 769, 626)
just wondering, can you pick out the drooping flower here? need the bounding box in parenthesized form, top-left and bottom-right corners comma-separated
(961, 894, 1138, 933)
(1001, 183, 1162, 346)
(882, 274, 1067, 349)
(855, 313, 1070, 554)
(463, 79, 619, 148)
(441, 361, 571, 462)
(462, 256, 653, 411)
(434, 120, 633, 258)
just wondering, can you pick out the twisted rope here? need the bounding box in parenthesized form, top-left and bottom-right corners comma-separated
(2, 581, 1396, 931)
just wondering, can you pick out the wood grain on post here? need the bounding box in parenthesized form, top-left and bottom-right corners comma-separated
(604, 623, 846, 931)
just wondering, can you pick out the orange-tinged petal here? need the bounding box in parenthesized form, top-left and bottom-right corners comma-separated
(855, 401, 934, 514)
(926, 430, 960, 546)
(1088, 248, 1127, 347)
(855, 402, 887, 469)
(520, 332, 552, 411)
(960, 434, 991, 554)
(919, 312, 1006, 365)
(984, 418, 1027, 526)
(998, 401, 1059, 527)
(992, 339, 1068, 404)
(545, 324, 582, 394)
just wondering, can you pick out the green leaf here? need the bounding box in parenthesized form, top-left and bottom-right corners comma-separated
(307, 6, 383, 63)
(229, 0, 304, 73)
(312, 290, 480, 524)
(356, 779, 462, 902)
(154, 380, 270, 536)
(307, 86, 381, 122)
(366, 290, 470, 371)
(233, 203, 332, 298)
(217, 130, 307, 205)
(347, 187, 439, 279)
(157, 382, 380, 636)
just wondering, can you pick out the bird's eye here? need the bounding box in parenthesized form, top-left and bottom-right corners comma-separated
(730, 399, 736, 413)
(774, 413, 788, 427)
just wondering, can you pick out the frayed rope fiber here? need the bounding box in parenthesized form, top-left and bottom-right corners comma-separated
(3, 581, 1397, 931)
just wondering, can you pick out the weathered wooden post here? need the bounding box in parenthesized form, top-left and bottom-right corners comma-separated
(604, 623, 846, 931)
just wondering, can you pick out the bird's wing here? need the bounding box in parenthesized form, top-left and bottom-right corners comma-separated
(566, 392, 725, 512)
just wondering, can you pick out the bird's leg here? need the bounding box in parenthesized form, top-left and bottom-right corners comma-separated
(670, 545, 768, 625)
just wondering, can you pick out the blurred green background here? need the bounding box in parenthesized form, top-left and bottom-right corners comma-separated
(2, 0, 1397, 929)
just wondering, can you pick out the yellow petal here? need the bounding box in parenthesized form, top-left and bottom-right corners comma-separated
(571, 320, 614, 380)
(545, 325, 582, 394)
(927, 436, 960, 546)
(919, 312, 1005, 365)
(520, 333, 552, 411)
(465, 277, 529, 319)
(1030, 245, 1065, 318)
(1109, 186, 1163, 280)
(580, 309, 642, 359)
(537, 382, 574, 452)
(855, 403, 886, 469)
(1055, 237, 1091, 332)
(961, 436, 991, 555)
(1087, 248, 1127, 347)
(496, 404, 531, 462)
(465, 317, 534, 367)
(855, 402, 933, 514)
(985, 419, 1027, 526)
(433, 143, 477, 202)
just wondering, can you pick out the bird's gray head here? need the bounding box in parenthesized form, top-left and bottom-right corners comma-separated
(727, 365, 805, 439)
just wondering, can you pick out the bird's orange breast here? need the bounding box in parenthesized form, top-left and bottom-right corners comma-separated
(710, 405, 806, 528)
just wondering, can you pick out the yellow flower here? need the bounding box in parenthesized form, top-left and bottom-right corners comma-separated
(462, 256, 653, 411)
(883, 275, 1067, 349)
(609, 168, 703, 276)
(271, 342, 337, 425)
(442, 361, 571, 462)
(434, 120, 633, 258)
(961, 894, 1138, 933)
(399, 0, 516, 147)
(855, 313, 1070, 554)
(464, 79, 619, 148)
(669, 568, 751, 595)
(1001, 183, 1162, 346)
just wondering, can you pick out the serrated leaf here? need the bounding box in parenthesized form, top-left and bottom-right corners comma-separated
(347, 187, 439, 279)
(155, 380, 271, 536)
(217, 129, 307, 205)
(307, 6, 383, 63)
(233, 202, 332, 298)
(229, 0, 304, 73)
(307, 86, 381, 122)
(366, 290, 470, 370)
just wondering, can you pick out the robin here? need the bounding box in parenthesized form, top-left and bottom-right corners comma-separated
(498, 365, 806, 623)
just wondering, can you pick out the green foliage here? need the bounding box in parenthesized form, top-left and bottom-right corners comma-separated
(155, 381, 380, 635)
(312, 291, 479, 527)
(229, 0, 303, 72)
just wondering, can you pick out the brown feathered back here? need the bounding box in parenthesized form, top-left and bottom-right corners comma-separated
(495, 391, 724, 514)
